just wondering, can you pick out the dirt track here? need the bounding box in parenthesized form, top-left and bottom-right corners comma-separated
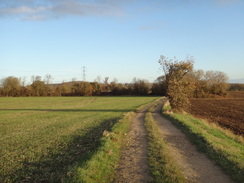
(114, 106, 152, 183)
(114, 100, 234, 183)
(153, 101, 234, 183)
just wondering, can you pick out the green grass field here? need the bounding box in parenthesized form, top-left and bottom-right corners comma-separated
(0, 97, 158, 182)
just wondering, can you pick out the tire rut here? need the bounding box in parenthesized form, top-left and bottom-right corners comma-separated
(153, 100, 234, 183)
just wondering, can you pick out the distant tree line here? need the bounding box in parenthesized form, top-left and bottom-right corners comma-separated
(228, 83, 244, 91)
(0, 58, 232, 101)
(0, 76, 152, 97)
(1, 70, 230, 99)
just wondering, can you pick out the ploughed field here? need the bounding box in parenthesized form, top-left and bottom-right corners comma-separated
(187, 91, 244, 136)
(0, 97, 158, 182)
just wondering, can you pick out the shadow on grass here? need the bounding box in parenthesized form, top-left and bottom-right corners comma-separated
(4, 117, 120, 183)
(162, 112, 243, 183)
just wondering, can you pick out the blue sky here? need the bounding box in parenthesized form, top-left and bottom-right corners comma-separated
(1, 0, 244, 84)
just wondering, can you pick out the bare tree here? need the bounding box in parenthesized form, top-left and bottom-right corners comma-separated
(45, 74, 53, 85)
(20, 76, 27, 87)
(205, 71, 229, 95)
(31, 76, 41, 83)
(94, 76, 102, 83)
(104, 77, 109, 85)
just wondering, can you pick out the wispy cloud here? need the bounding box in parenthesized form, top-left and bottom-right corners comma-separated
(0, 0, 127, 20)
(1, 0, 242, 21)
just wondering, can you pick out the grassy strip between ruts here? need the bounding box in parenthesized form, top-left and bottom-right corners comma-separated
(65, 100, 159, 183)
(144, 103, 187, 183)
(162, 103, 244, 183)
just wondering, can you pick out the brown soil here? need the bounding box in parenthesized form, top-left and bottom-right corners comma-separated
(228, 91, 244, 98)
(114, 106, 152, 183)
(188, 98, 244, 135)
(153, 101, 234, 183)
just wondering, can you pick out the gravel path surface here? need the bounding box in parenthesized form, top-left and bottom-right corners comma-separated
(114, 106, 152, 183)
